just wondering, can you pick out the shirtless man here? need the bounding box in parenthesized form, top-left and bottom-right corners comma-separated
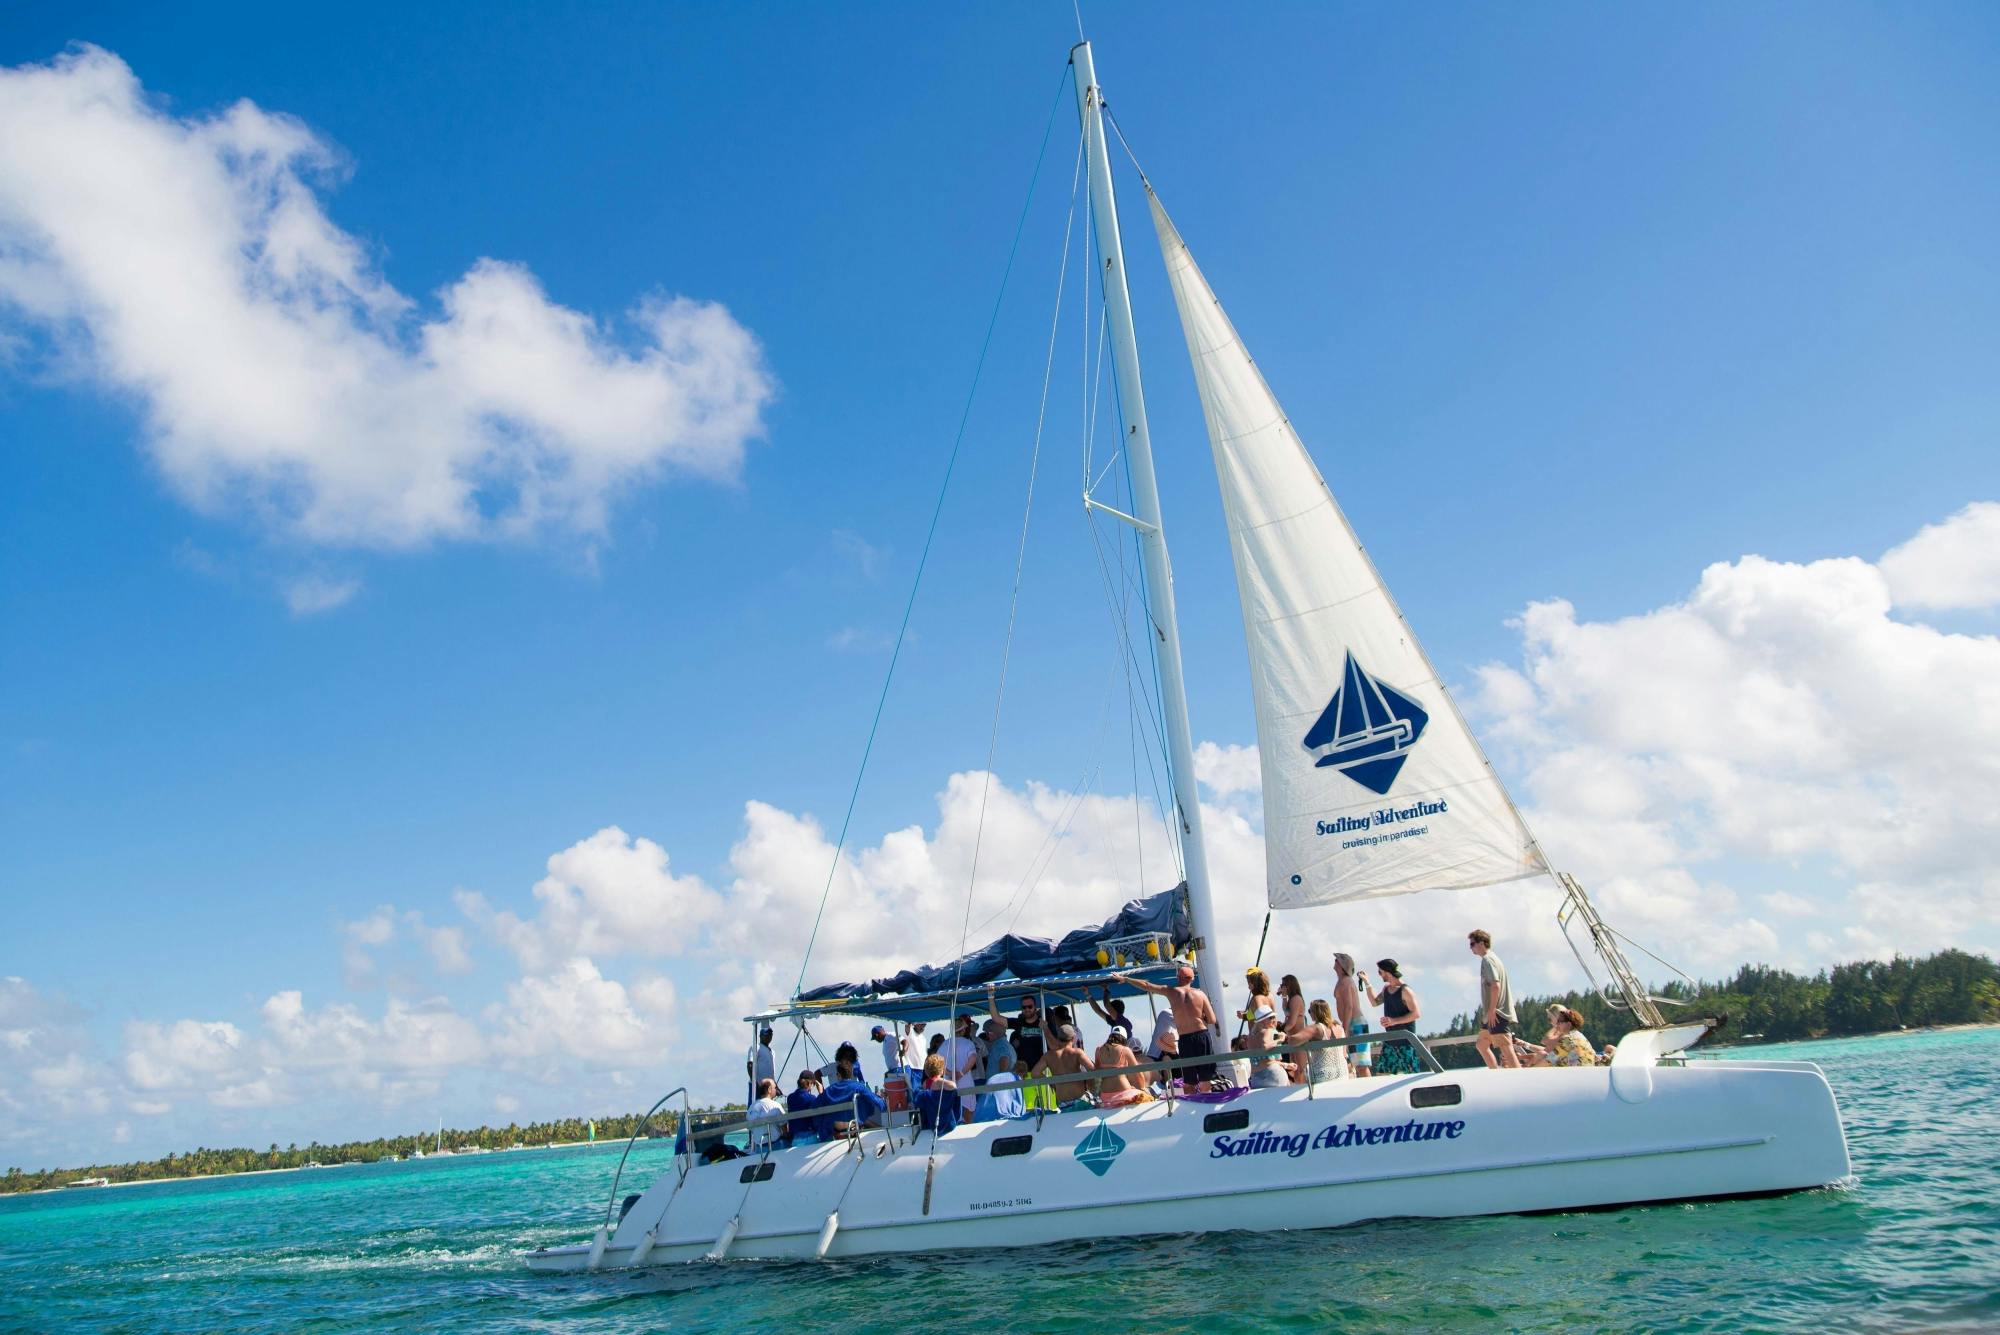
(1040, 1024, 1098, 1106)
(1092, 1030, 1148, 1105)
(1113, 965, 1220, 1082)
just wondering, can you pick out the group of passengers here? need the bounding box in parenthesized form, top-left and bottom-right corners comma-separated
(737, 927, 1614, 1152)
(1462, 929, 1609, 1069)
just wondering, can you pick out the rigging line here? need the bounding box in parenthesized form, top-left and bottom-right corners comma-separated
(969, 646, 1122, 940)
(1092, 512, 1176, 883)
(1102, 105, 1151, 189)
(951, 115, 1084, 989)
(1085, 509, 1177, 845)
(997, 640, 1122, 933)
(788, 62, 1074, 998)
(1100, 349, 1184, 863)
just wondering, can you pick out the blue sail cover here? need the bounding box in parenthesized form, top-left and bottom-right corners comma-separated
(796, 885, 1190, 1002)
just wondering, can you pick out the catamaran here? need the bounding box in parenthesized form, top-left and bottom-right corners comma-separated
(526, 38, 1849, 1272)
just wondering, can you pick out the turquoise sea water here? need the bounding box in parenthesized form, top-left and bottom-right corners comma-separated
(4, 1027, 1996, 1333)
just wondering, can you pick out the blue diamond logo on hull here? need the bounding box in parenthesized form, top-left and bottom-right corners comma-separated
(1302, 650, 1430, 796)
(1074, 1119, 1125, 1177)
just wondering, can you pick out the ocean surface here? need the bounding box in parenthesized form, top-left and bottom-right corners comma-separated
(3, 1027, 1996, 1334)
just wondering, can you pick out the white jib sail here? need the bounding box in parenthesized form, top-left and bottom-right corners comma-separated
(1150, 192, 1546, 907)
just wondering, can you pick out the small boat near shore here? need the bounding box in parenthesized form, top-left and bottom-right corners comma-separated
(527, 34, 1849, 1273)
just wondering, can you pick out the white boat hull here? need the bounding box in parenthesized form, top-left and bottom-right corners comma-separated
(525, 1058, 1850, 1271)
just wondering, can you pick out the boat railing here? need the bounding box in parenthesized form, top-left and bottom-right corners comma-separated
(634, 1033, 1440, 1191)
(981, 1028, 1442, 1104)
(674, 1097, 864, 1149)
(601, 1086, 691, 1232)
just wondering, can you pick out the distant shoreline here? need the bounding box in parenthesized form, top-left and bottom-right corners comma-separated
(1704, 1020, 2000, 1048)
(7, 1135, 650, 1198)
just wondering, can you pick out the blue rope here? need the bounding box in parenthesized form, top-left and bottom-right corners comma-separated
(790, 63, 1075, 997)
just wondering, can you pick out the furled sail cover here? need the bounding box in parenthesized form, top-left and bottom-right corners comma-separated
(1149, 193, 1545, 908)
(795, 885, 1190, 1001)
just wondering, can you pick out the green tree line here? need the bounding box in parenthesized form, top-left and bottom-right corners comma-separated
(1431, 947, 2000, 1067)
(2, 1106, 728, 1196)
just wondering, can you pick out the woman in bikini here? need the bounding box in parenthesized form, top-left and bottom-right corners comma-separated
(1242, 968, 1277, 1033)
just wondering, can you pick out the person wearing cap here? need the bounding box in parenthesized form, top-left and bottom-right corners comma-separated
(1245, 1003, 1292, 1088)
(873, 1024, 901, 1080)
(1361, 959, 1423, 1075)
(1333, 952, 1371, 1077)
(745, 1025, 776, 1106)
(1112, 965, 1219, 1084)
(1040, 1023, 1098, 1108)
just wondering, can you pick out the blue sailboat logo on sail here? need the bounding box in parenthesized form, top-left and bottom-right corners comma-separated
(1074, 1120, 1126, 1177)
(1302, 650, 1430, 795)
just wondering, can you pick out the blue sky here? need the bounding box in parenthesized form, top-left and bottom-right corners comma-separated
(3, 4, 1998, 1165)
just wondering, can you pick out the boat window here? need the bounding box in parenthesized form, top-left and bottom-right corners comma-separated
(1409, 1084, 1462, 1109)
(990, 1135, 1034, 1158)
(1203, 1109, 1251, 1133)
(738, 1162, 776, 1184)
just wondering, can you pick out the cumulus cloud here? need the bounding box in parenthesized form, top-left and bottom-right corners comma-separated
(1878, 501, 2000, 612)
(123, 1018, 247, 1092)
(1470, 512, 2000, 966)
(495, 958, 678, 1069)
(0, 978, 114, 1128)
(0, 46, 773, 550)
(467, 826, 722, 973)
(340, 906, 476, 986)
(1194, 741, 1261, 797)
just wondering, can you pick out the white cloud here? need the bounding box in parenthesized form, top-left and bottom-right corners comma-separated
(0, 46, 773, 550)
(829, 529, 887, 580)
(475, 826, 722, 972)
(1469, 509, 2000, 969)
(340, 906, 476, 984)
(1193, 741, 1261, 797)
(495, 958, 677, 1068)
(282, 574, 360, 616)
(1879, 501, 2000, 612)
(123, 1019, 246, 1092)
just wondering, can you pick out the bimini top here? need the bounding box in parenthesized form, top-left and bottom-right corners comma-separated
(750, 886, 1191, 1025)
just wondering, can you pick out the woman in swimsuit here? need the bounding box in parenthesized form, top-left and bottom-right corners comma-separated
(1304, 998, 1349, 1082)
(1242, 968, 1276, 1037)
(1278, 974, 1311, 1080)
(1246, 1004, 1291, 1088)
(1362, 958, 1423, 1075)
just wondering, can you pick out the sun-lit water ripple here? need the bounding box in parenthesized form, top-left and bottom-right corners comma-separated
(3, 1027, 1995, 1333)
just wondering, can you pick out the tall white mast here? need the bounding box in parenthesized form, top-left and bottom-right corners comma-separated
(1072, 41, 1232, 1017)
